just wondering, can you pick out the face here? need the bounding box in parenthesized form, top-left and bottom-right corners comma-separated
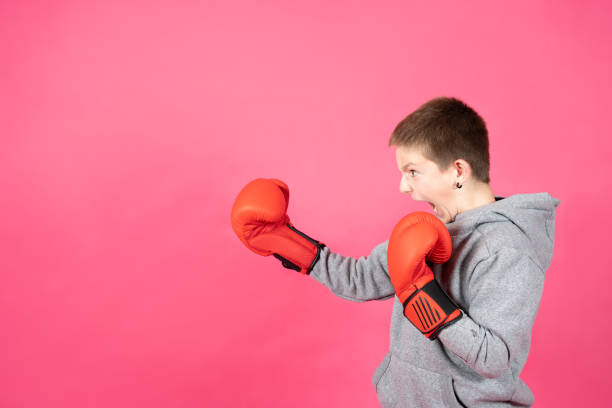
(395, 145, 459, 223)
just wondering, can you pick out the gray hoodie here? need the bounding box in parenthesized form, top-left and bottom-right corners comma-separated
(309, 193, 561, 407)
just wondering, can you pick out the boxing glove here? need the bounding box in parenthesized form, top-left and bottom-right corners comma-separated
(387, 211, 462, 339)
(230, 178, 325, 275)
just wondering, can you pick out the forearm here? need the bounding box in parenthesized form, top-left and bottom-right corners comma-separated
(437, 313, 510, 379)
(309, 241, 395, 302)
(437, 250, 545, 379)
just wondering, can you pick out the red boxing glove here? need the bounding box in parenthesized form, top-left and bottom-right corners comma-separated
(230, 178, 325, 275)
(387, 211, 462, 339)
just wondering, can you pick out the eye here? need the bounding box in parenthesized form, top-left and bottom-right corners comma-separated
(409, 170, 418, 177)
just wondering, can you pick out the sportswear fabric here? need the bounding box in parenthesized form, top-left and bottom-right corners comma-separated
(309, 192, 561, 407)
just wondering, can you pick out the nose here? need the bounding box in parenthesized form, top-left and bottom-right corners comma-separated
(399, 176, 413, 194)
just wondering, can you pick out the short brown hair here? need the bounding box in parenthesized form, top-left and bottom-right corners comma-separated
(389, 97, 490, 184)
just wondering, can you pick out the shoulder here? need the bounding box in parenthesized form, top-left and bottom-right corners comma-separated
(471, 222, 544, 271)
(475, 222, 530, 253)
(458, 229, 544, 290)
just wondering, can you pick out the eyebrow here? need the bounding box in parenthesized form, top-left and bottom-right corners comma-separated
(401, 162, 418, 170)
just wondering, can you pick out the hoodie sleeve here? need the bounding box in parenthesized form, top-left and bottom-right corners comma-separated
(308, 241, 396, 302)
(437, 247, 545, 379)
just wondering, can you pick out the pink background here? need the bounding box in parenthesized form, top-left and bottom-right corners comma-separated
(2, 0, 611, 406)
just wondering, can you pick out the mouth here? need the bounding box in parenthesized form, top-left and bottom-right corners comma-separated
(428, 202, 439, 216)
(413, 197, 440, 216)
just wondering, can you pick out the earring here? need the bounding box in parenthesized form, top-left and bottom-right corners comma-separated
(456, 182, 463, 189)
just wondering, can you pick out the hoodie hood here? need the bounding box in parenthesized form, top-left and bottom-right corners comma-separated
(445, 193, 561, 271)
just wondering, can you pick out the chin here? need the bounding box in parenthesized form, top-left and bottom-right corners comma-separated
(435, 211, 448, 223)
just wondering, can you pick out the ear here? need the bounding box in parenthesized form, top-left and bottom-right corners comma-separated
(453, 159, 472, 183)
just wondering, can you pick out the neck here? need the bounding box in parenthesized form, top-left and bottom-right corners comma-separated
(457, 181, 495, 214)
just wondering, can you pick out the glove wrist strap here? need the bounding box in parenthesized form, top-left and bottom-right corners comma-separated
(272, 224, 326, 275)
(402, 278, 462, 339)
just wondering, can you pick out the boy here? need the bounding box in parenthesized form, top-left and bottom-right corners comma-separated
(231, 97, 560, 407)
